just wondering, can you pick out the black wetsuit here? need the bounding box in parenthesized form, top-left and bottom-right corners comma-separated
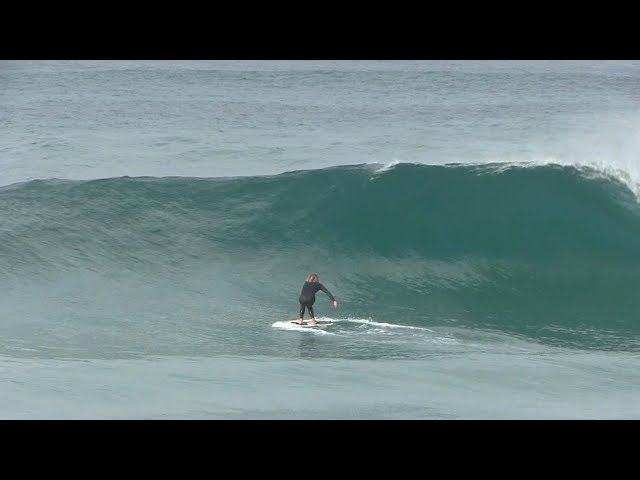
(299, 281, 335, 319)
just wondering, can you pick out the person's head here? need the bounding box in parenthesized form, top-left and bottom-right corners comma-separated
(306, 273, 319, 282)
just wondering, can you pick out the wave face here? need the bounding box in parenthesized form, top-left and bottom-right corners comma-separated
(2, 162, 640, 351)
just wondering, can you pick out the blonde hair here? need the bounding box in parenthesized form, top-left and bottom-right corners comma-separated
(306, 273, 319, 282)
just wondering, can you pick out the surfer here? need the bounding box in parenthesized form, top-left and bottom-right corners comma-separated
(296, 273, 338, 326)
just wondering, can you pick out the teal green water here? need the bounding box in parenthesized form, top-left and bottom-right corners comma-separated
(2, 163, 639, 357)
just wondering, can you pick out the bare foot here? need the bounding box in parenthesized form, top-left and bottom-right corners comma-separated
(295, 319, 303, 325)
(308, 319, 318, 326)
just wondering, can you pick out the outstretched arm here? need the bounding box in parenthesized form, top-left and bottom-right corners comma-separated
(319, 283, 338, 309)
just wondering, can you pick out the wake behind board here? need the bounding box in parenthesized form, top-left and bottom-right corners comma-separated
(290, 320, 333, 328)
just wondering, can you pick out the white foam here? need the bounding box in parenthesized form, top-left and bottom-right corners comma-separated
(312, 316, 435, 332)
(374, 159, 401, 173)
(272, 316, 436, 334)
(482, 157, 640, 201)
(368, 156, 640, 202)
(369, 159, 402, 179)
(271, 320, 334, 335)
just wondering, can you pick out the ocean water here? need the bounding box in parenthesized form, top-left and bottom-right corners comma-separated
(1, 60, 640, 419)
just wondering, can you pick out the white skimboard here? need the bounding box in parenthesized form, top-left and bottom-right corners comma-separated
(289, 320, 333, 328)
